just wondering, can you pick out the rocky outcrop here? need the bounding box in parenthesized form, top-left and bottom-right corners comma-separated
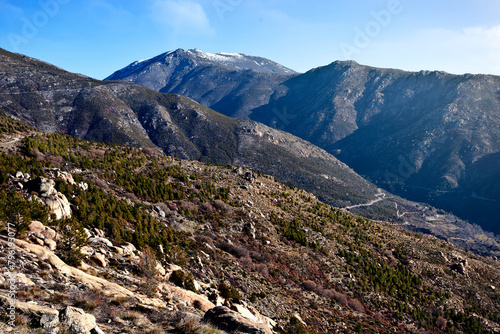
(46, 168, 75, 185)
(28, 220, 57, 250)
(60, 306, 98, 334)
(0, 295, 58, 328)
(451, 259, 469, 275)
(12, 168, 87, 222)
(234, 166, 257, 183)
(0, 236, 134, 298)
(158, 283, 214, 312)
(204, 305, 274, 334)
(25, 176, 72, 220)
(91, 253, 107, 267)
(0, 300, 103, 334)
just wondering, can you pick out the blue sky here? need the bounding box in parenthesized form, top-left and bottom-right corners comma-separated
(1, 0, 500, 79)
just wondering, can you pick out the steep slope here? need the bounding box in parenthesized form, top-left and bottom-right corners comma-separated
(105, 48, 298, 118)
(251, 61, 500, 234)
(0, 119, 499, 333)
(1, 48, 498, 255)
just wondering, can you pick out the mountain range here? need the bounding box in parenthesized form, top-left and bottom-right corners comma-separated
(1, 48, 499, 256)
(1, 46, 500, 333)
(106, 49, 500, 236)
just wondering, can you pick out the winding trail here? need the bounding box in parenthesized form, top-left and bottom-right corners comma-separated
(0, 135, 23, 152)
(343, 188, 386, 210)
(395, 202, 407, 218)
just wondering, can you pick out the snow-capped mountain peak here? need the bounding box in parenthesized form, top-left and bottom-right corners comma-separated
(184, 48, 297, 74)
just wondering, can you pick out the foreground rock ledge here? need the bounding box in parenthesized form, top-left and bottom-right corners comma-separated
(204, 306, 274, 334)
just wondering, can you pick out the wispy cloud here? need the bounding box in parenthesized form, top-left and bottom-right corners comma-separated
(0, 1, 23, 15)
(150, 0, 215, 37)
(86, 0, 136, 30)
(0, 1, 24, 25)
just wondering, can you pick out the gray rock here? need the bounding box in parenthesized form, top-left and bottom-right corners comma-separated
(43, 227, 57, 241)
(60, 306, 97, 334)
(45, 192, 72, 220)
(244, 222, 256, 239)
(451, 261, 468, 275)
(204, 306, 273, 334)
(121, 242, 136, 254)
(40, 313, 60, 329)
(89, 237, 113, 248)
(57, 170, 75, 185)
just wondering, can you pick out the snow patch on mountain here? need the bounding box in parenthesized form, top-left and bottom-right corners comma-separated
(186, 49, 297, 74)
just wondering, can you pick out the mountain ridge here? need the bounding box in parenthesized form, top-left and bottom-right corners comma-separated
(107, 49, 500, 236)
(106, 49, 297, 81)
(105, 48, 299, 118)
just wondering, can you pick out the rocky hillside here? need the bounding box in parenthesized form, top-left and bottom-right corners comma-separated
(108, 51, 500, 236)
(105, 48, 298, 118)
(0, 115, 499, 333)
(4, 48, 498, 256)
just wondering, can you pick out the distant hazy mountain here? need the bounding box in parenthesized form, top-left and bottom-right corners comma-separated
(108, 51, 500, 235)
(105, 48, 298, 118)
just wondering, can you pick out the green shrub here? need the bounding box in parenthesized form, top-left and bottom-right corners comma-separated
(218, 282, 241, 303)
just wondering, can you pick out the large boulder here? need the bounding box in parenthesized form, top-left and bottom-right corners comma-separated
(59, 306, 97, 334)
(42, 227, 57, 240)
(57, 170, 75, 185)
(158, 282, 214, 312)
(25, 177, 56, 195)
(0, 295, 59, 330)
(44, 192, 72, 220)
(28, 221, 45, 234)
(44, 239, 57, 251)
(204, 306, 274, 334)
(40, 313, 60, 331)
(91, 253, 107, 267)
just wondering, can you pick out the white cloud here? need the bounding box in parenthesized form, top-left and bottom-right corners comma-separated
(151, 0, 215, 37)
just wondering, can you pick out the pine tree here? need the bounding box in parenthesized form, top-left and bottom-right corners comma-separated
(138, 246, 159, 297)
(57, 218, 88, 266)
